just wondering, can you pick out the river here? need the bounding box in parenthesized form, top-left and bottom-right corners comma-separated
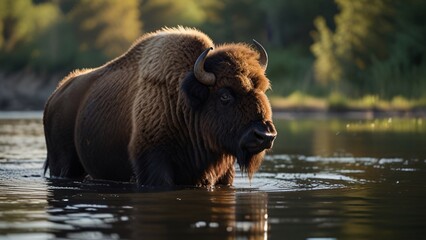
(0, 111, 425, 239)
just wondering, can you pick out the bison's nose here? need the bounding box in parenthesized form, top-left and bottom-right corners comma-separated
(241, 121, 277, 154)
(253, 128, 276, 147)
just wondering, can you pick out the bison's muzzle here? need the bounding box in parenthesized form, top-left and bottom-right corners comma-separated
(240, 120, 277, 154)
(236, 120, 276, 176)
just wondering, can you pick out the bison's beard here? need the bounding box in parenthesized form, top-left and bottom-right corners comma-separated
(236, 149, 265, 179)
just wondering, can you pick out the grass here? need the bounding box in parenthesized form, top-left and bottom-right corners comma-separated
(270, 91, 326, 110)
(271, 91, 426, 112)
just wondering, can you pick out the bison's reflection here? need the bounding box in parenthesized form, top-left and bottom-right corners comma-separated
(45, 179, 268, 239)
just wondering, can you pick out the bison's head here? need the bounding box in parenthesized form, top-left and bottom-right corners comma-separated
(182, 40, 277, 178)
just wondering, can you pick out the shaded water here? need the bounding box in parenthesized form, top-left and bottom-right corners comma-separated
(1, 112, 426, 239)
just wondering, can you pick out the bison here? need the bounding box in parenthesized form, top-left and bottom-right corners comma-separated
(43, 27, 277, 187)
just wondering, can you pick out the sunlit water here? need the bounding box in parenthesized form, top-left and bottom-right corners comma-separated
(1, 111, 426, 239)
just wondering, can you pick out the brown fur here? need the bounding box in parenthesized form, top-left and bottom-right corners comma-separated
(43, 27, 276, 187)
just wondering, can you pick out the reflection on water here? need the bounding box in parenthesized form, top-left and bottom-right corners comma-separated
(0, 112, 426, 239)
(273, 114, 426, 159)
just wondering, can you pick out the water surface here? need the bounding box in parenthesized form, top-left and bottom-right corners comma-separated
(0, 111, 425, 239)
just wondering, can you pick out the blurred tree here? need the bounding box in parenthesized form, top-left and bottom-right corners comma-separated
(140, 0, 218, 33)
(69, 0, 142, 67)
(311, 0, 394, 95)
(140, 0, 266, 43)
(368, 0, 426, 98)
(334, 0, 393, 92)
(1, 0, 424, 101)
(201, 0, 266, 43)
(311, 17, 342, 86)
(1, 0, 35, 52)
(0, 0, 61, 70)
(31, 13, 78, 71)
(260, 0, 337, 48)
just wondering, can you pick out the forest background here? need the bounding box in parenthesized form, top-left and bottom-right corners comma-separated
(1, 0, 425, 111)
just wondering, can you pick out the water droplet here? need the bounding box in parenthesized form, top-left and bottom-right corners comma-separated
(209, 222, 219, 228)
(194, 221, 206, 228)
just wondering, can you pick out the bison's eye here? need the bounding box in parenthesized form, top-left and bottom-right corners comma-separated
(218, 89, 234, 105)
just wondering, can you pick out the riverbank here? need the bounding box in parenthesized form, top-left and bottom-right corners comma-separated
(0, 71, 62, 110)
(271, 92, 426, 114)
(2, 71, 426, 116)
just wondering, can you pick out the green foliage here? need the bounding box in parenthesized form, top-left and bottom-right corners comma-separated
(201, 0, 266, 43)
(1, 0, 426, 103)
(270, 91, 327, 110)
(0, 0, 141, 71)
(0, 0, 36, 51)
(69, 0, 141, 67)
(267, 47, 316, 96)
(367, 0, 426, 99)
(311, 0, 393, 89)
(311, 0, 426, 99)
(140, 0, 218, 32)
(327, 91, 348, 110)
(260, 0, 337, 47)
(311, 17, 342, 85)
(0, 0, 61, 71)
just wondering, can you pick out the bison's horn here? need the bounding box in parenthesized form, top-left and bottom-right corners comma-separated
(253, 39, 268, 71)
(194, 47, 216, 86)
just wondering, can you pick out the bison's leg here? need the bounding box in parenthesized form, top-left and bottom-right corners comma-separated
(132, 148, 175, 187)
(44, 110, 86, 178)
(43, 74, 92, 179)
(216, 165, 235, 186)
(45, 135, 86, 178)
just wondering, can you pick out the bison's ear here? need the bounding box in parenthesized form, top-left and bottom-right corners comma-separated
(182, 73, 210, 110)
